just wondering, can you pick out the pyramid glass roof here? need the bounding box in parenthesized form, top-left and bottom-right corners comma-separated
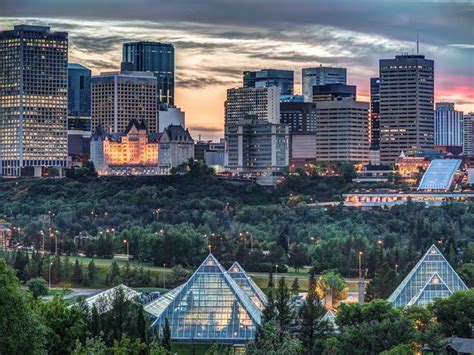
(388, 244, 468, 307)
(150, 254, 262, 343)
(227, 262, 267, 310)
(418, 159, 461, 191)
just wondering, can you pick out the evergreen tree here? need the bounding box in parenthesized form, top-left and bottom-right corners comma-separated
(87, 259, 96, 285)
(267, 270, 274, 288)
(262, 290, 277, 323)
(299, 286, 329, 353)
(291, 277, 300, 294)
(72, 259, 83, 284)
(161, 318, 171, 351)
(366, 261, 398, 300)
(106, 262, 121, 286)
(275, 277, 292, 334)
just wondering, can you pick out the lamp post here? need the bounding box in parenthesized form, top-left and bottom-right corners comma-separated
(275, 264, 279, 285)
(55, 230, 59, 256)
(163, 263, 166, 289)
(40, 230, 45, 254)
(123, 239, 129, 261)
(358, 251, 363, 278)
(48, 261, 53, 288)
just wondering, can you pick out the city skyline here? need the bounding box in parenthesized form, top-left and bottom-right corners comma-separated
(1, 0, 473, 139)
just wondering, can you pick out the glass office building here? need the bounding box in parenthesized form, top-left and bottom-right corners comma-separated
(148, 254, 262, 344)
(388, 244, 467, 307)
(0, 25, 68, 177)
(122, 42, 174, 106)
(243, 69, 294, 95)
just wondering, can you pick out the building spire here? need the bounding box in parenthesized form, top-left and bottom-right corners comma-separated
(416, 35, 419, 55)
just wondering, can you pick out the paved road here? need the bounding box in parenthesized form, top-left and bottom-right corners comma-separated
(41, 287, 105, 301)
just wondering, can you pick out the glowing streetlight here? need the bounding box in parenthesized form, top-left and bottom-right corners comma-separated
(358, 251, 363, 278)
(48, 261, 53, 288)
(123, 239, 129, 261)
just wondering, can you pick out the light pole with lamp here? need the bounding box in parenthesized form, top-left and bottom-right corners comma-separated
(163, 263, 166, 289)
(358, 251, 364, 304)
(123, 239, 129, 261)
(48, 261, 53, 289)
(275, 264, 278, 285)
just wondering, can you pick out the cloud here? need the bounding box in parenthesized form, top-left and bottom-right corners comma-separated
(447, 44, 474, 49)
(176, 77, 229, 89)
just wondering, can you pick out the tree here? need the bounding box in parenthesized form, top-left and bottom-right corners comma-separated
(0, 260, 47, 354)
(316, 270, 348, 304)
(73, 259, 83, 285)
(40, 294, 88, 355)
(88, 259, 97, 285)
(299, 285, 329, 354)
(249, 319, 303, 355)
(431, 289, 474, 338)
(366, 261, 398, 300)
(72, 336, 107, 355)
(457, 263, 474, 287)
(161, 318, 171, 351)
(334, 301, 416, 354)
(26, 277, 49, 298)
(106, 261, 121, 286)
(291, 278, 300, 294)
(275, 277, 292, 334)
(288, 243, 307, 273)
(267, 270, 274, 288)
(262, 289, 277, 323)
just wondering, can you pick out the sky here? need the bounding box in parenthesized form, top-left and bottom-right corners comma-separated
(1, 0, 473, 139)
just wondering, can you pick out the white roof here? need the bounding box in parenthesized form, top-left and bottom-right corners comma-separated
(77, 284, 140, 313)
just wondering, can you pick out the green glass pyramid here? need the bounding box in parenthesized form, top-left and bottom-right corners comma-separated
(227, 261, 267, 311)
(388, 244, 468, 307)
(150, 254, 262, 343)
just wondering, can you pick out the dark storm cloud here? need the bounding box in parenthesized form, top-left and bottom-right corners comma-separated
(186, 124, 222, 134)
(1, 0, 473, 46)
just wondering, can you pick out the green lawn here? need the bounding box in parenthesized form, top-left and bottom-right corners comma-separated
(171, 343, 232, 355)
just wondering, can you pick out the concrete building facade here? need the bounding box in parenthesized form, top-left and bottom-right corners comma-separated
(92, 71, 157, 134)
(158, 124, 194, 174)
(464, 113, 474, 156)
(434, 102, 463, 148)
(379, 55, 434, 164)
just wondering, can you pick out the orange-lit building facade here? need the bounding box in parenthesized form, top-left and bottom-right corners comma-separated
(91, 120, 159, 175)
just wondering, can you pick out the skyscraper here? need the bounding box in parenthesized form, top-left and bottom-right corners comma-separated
(0, 25, 68, 177)
(302, 67, 347, 102)
(379, 54, 434, 164)
(91, 71, 157, 134)
(243, 69, 294, 95)
(68, 64, 92, 159)
(225, 86, 280, 126)
(463, 113, 474, 156)
(370, 78, 381, 164)
(68, 64, 91, 131)
(312, 83, 356, 102)
(280, 102, 317, 133)
(434, 102, 463, 147)
(122, 42, 175, 106)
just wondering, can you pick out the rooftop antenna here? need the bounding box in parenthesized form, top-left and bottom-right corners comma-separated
(416, 35, 419, 55)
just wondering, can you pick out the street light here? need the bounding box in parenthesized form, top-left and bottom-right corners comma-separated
(275, 264, 279, 285)
(358, 251, 363, 278)
(163, 263, 166, 288)
(48, 261, 53, 288)
(123, 239, 129, 261)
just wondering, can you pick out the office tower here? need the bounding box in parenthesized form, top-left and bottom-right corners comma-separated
(463, 113, 474, 156)
(280, 102, 317, 133)
(225, 86, 280, 126)
(315, 100, 369, 163)
(370, 78, 381, 164)
(225, 115, 289, 174)
(302, 67, 347, 102)
(243, 69, 294, 95)
(68, 64, 92, 159)
(379, 54, 434, 164)
(158, 106, 185, 131)
(313, 83, 356, 102)
(434, 102, 463, 147)
(91, 71, 157, 134)
(0, 25, 68, 177)
(122, 42, 175, 106)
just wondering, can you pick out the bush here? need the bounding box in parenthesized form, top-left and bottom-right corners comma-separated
(26, 277, 49, 298)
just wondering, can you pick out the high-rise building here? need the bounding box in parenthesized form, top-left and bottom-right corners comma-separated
(158, 106, 185, 131)
(280, 102, 317, 133)
(434, 102, 463, 148)
(370, 78, 381, 165)
(91, 71, 157, 134)
(463, 113, 474, 156)
(68, 64, 92, 160)
(225, 116, 289, 174)
(0, 25, 68, 177)
(313, 83, 356, 102)
(243, 69, 294, 95)
(315, 100, 369, 163)
(379, 54, 434, 164)
(225, 86, 280, 126)
(302, 67, 347, 102)
(122, 42, 175, 106)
